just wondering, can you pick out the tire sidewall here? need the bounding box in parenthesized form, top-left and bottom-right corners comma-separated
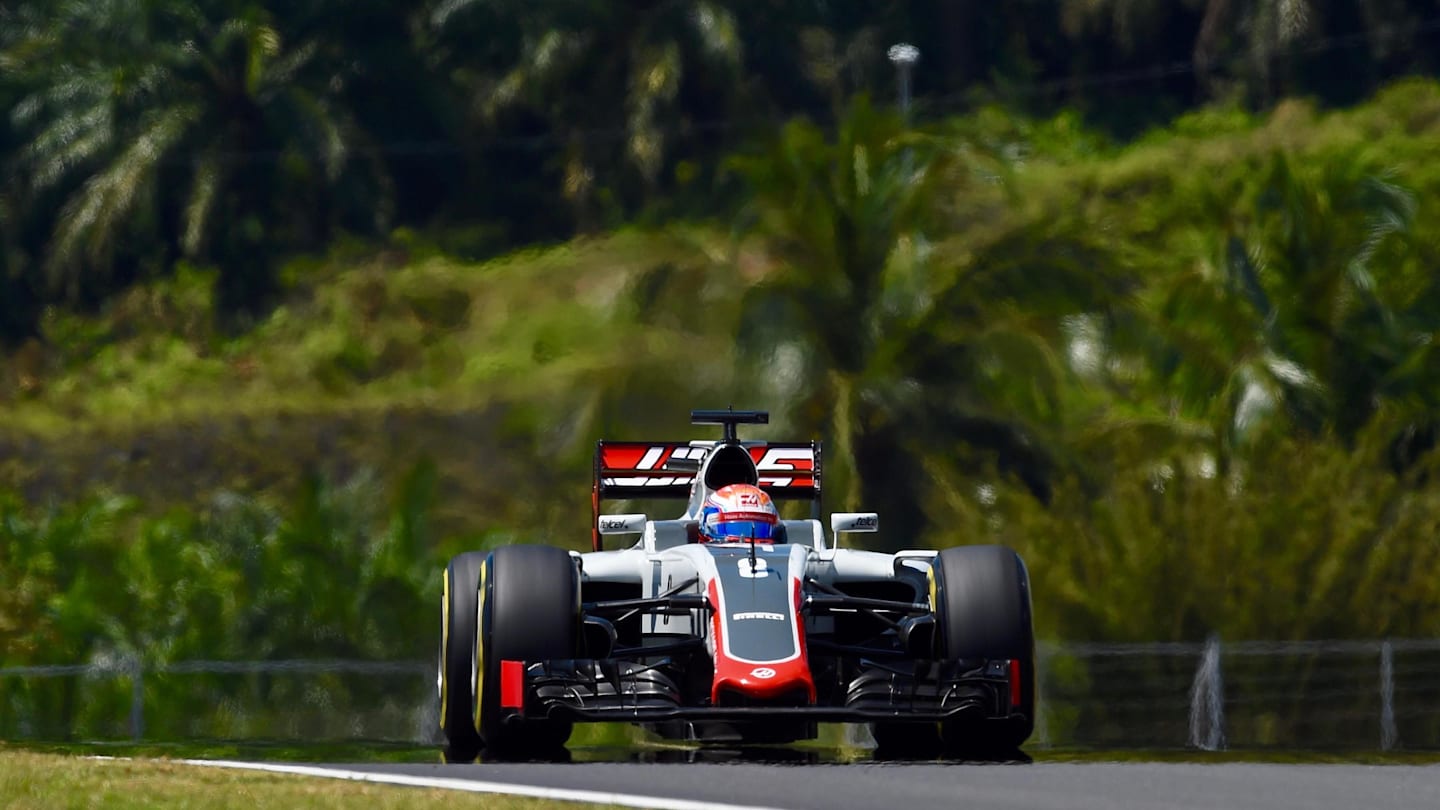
(476, 544, 581, 752)
(440, 550, 488, 752)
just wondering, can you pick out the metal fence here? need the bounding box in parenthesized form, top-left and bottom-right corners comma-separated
(1035, 637, 1440, 750)
(5, 638, 1440, 749)
(0, 658, 436, 743)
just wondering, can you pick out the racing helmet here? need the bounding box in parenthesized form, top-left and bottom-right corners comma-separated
(699, 484, 779, 542)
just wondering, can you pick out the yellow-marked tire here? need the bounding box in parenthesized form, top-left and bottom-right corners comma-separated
(931, 544, 1035, 753)
(439, 551, 488, 757)
(476, 544, 580, 757)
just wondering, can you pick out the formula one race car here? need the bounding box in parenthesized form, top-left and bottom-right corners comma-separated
(439, 409, 1034, 759)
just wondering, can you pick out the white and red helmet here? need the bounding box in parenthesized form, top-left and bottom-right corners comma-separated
(699, 483, 779, 542)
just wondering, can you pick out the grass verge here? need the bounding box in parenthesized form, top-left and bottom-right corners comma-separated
(0, 749, 625, 810)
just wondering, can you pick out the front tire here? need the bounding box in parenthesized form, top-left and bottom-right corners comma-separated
(476, 545, 581, 757)
(930, 544, 1035, 753)
(439, 551, 487, 758)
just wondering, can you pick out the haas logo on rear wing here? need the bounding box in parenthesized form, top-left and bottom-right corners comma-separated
(592, 440, 823, 551)
(596, 442, 819, 493)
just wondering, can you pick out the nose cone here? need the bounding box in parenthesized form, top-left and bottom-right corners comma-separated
(712, 658, 815, 705)
(706, 564, 816, 705)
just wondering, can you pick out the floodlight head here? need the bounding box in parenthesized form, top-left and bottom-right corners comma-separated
(887, 43, 920, 67)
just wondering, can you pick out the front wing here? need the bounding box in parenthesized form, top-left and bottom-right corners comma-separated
(490, 655, 1028, 727)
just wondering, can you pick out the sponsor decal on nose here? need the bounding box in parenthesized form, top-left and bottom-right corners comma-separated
(731, 611, 785, 621)
(749, 667, 777, 680)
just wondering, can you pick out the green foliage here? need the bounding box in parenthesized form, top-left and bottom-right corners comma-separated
(2, 0, 393, 316)
(5, 0, 1439, 338)
(728, 95, 1148, 541)
(0, 465, 445, 738)
(1109, 149, 1435, 466)
(433, 1, 744, 227)
(929, 431, 1440, 643)
(8, 78, 1440, 656)
(11, 3, 1440, 749)
(0, 491, 135, 664)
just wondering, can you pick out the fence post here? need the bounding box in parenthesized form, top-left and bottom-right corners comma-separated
(1188, 634, 1225, 751)
(128, 657, 144, 741)
(1380, 640, 1397, 751)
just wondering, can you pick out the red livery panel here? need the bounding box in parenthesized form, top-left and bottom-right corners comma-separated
(598, 442, 817, 489)
(706, 565, 815, 705)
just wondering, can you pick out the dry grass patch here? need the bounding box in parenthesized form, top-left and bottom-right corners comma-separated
(0, 751, 623, 810)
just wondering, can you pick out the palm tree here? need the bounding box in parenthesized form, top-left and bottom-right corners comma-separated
(4, 0, 393, 316)
(1133, 151, 1428, 467)
(1063, 0, 1321, 102)
(729, 97, 1133, 545)
(427, 0, 743, 231)
(1206, 0, 1314, 102)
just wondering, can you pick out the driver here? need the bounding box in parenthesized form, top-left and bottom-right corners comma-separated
(698, 483, 780, 542)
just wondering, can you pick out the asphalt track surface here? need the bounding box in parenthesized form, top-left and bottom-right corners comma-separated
(322, 756, 1440, 810)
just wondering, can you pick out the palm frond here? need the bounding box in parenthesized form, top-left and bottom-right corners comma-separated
(262, 39, 317, 95)
(182, 150, 224, 258)
(625, 42, 681, 181)
(47, 104, 198, 291)
(279, 89, 351, 181)
(482, 28, 590, 117)
(427, 0, 490, 30)
(23, 104, 114, 192)
(688, 3, 741, 65)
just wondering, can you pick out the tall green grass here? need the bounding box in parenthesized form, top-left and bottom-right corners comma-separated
(927, 430, 1440, 643)
(0, 465, 453, 739)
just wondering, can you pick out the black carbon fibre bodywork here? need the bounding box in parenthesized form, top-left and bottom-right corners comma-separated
(707, 544, 799, 664)
(515, 656, 1019, 725)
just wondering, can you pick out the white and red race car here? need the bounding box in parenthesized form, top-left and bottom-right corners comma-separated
(439, 409, 1034, 759)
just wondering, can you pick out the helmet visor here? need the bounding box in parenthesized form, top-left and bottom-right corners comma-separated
(706, 515, 777, 541)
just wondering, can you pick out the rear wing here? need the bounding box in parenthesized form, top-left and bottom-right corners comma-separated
(591, 440, 822, 551)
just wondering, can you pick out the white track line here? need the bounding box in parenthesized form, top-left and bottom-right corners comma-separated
(176, 759, 791, 810)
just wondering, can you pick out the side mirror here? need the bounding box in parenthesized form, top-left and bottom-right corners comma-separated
(830, 512, 879, 535)
(598, 513, 647, 535)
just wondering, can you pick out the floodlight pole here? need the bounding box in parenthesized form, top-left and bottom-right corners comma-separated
(888, 43, 920, 179)
(887, 43, 920, 124)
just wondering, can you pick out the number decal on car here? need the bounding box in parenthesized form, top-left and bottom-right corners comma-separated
(738, 557, 768, 578)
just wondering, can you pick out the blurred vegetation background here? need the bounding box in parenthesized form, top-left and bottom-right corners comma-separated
(6, 0, 1440, 724)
